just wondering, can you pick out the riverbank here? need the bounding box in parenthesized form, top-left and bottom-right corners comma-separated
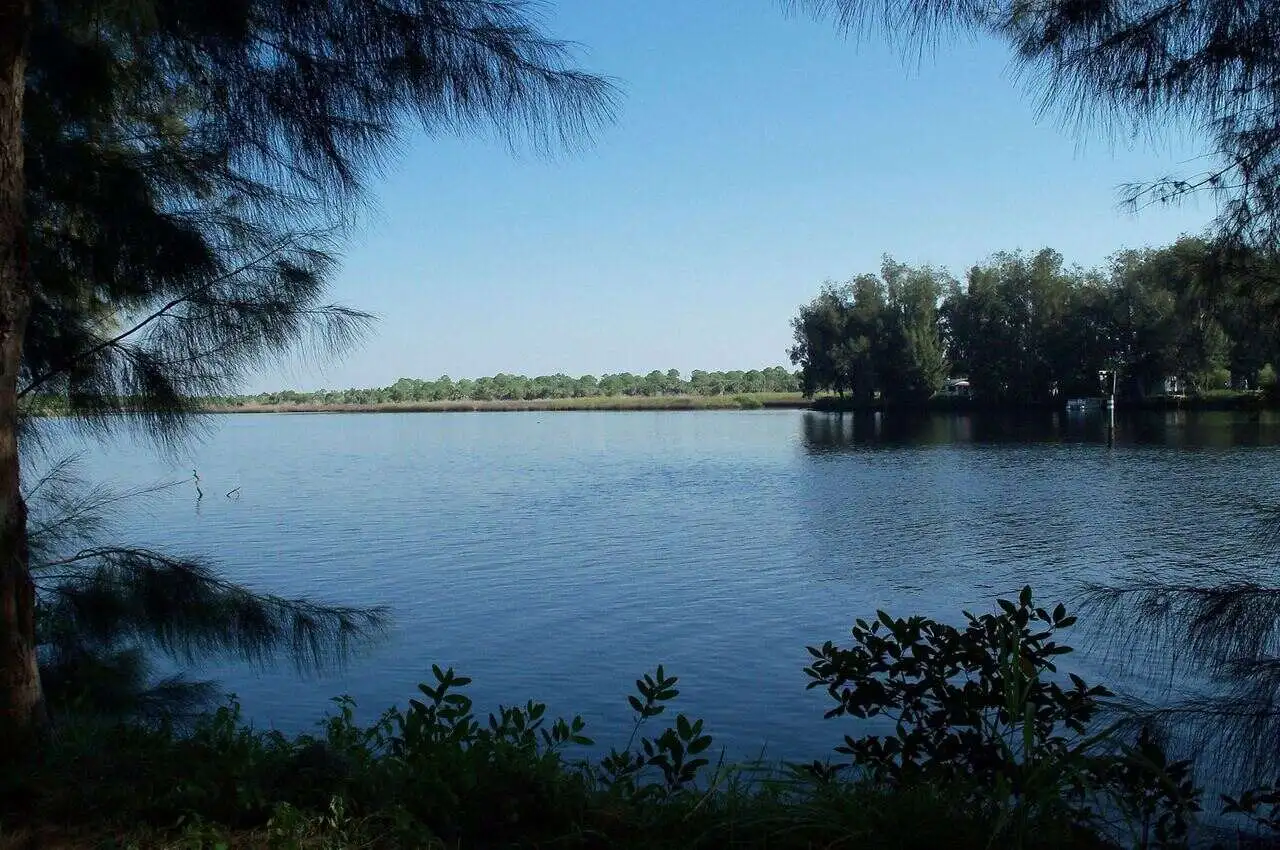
(203, 392, 810, 413)
(811, 391, 1277, 414)
(32, 391, 1280, 417)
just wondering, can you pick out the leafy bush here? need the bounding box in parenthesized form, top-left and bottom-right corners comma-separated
(5, 588, 1270, 849)
(803, 587, 1202, 848)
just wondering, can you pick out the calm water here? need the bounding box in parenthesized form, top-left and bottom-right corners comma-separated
(38, 410, 1280, 761)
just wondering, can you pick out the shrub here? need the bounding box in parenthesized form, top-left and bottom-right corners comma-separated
(4, 589, 1259, 849)
(803, 586, 1202, 848)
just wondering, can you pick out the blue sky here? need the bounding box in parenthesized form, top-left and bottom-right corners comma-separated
(257, 0, 1213, 393)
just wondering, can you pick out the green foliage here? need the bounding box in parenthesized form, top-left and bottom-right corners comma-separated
(949, 249, 1096, 405)
(1189, 367, 1232, 395)
(229, 368, 802, 406)
(881, 257, 950, 403)
(789, 258, 951, 403)
(789, 285, 852, 398)
(804, 587, 1205, 849)
(8, 590, 1270, 849)
(20, 0, 617, 437)
(1104, 727, 1202, 850)
(792, 239, 1280, 405)
(598, 665, 714, 799)
(804, 587, 1102, 785)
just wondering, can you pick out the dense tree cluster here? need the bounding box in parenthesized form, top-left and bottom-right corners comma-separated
(788, 258, 949, 404)
(234, 367, 801, 406)
(791, 239, 1280, 404)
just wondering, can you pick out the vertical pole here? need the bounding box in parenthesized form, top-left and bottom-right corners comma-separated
(1106, 371, 1116, 445)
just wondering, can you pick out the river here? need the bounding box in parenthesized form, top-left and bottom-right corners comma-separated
(36, 409, 1280, 762)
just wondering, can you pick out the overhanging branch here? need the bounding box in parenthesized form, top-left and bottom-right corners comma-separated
(18, 234, 305, 400)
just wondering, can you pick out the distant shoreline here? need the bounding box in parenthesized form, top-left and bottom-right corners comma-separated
(201, 393, 811, 414)
(810, 392, 1277, 414)
(105, 391, 1280, 416)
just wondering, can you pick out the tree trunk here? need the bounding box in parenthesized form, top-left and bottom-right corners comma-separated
(0, 0, 42, 744)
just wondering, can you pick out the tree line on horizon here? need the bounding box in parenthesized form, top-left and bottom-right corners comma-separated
(791, 237, 1280, 405)
(228, 367, 802, 406)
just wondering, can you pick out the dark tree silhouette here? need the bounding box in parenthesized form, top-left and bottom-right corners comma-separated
(0, 0, 617, 737)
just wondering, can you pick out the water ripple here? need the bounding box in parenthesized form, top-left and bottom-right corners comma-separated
(42, 410, 1280, 760)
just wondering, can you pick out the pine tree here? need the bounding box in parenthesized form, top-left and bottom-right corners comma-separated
(0, 0, 616, 737)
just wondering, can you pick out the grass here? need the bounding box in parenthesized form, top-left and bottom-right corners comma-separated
(0, 713, 1114, 850)
(204, 392, 810, 413)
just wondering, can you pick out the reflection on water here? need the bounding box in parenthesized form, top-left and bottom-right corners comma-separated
(801, 410, 1280, 451)
(804, 409, 1280, 795)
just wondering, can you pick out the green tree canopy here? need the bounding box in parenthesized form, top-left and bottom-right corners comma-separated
(238, 367, 802, 405)
(790, 257, 949, 403)
(790, 240, 1280, 404)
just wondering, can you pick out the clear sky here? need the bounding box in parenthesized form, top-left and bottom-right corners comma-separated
(255, 0, 1214, 393)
